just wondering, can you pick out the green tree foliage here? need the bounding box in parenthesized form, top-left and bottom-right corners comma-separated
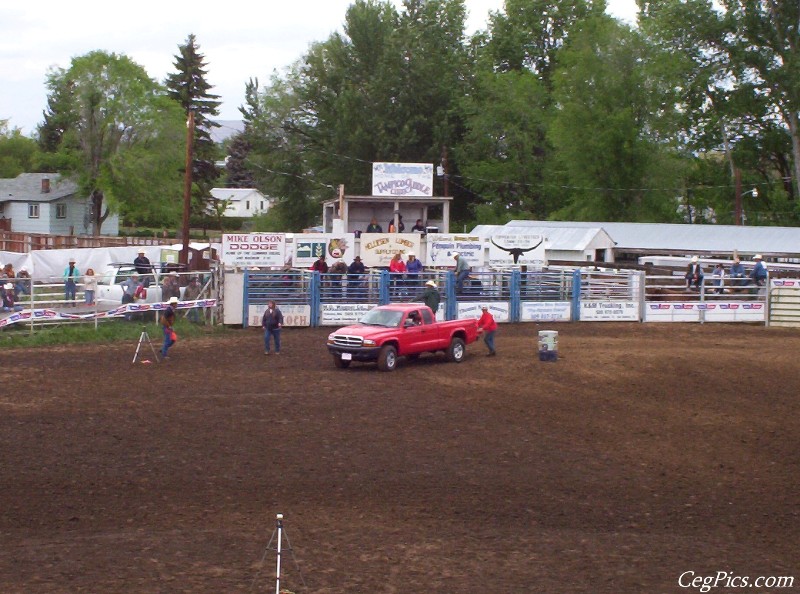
(0, 122, 43, 178)
(165, 34, 223, 217)
(548, 16, 683, 221)
(41, 51, 186, 233)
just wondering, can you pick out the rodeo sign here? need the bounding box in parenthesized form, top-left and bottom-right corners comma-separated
(372, 162, 434, 197)
(359, 233, 422, 267)
(425, 234, 484, 267)
(487, 233, 546, 268)
(292, 233, 355, 268)
(222, 233, 286, 267)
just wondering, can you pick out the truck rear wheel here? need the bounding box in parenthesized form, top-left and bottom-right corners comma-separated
(446, 337, 465, 363)
(377, 345, 397, 371)
(332, 354, 351, 369)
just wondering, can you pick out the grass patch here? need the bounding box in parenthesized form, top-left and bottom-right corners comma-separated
(0, 319, 227, 349)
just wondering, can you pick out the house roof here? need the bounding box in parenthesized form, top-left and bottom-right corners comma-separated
(210, 188, 267, 202)
(0, 173, 78, 203)
(504, 219, 800, 258)
(471, 224, 614, 251)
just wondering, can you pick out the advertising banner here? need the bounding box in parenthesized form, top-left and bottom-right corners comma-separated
(487, 233, 546, 268)
(372, 162, 434, 197)
(644, 301, 765, 323)
(580, 301, 640, 321)
(291, 234, 355, 268)
(248, 303, 311, 328)
(456, 301, 510, 323)
(359, 233, 422, 267)
(320, 303, 377, 325)
(520, 301, 572, 322)
(222, 233, 286, 267)
(426, 234, 484, 267)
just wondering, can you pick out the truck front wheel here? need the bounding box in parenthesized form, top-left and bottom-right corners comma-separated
(446, 337, 465, 363)
(377, 345, 397, 371)
(333, 354, 351, 369)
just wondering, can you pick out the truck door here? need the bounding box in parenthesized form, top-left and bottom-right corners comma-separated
(399, 310, 426, 354)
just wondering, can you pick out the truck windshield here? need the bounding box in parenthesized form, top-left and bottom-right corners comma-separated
(359, 309, 403, 327)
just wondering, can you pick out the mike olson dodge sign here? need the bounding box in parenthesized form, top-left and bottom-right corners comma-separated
(222, 233, 286, 267)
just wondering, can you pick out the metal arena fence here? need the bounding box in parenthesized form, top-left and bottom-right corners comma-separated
(242, 267, 771, 326)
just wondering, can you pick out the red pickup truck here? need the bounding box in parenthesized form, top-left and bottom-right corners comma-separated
(326, 304, 480, 371)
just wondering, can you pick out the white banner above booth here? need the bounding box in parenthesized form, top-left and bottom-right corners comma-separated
(222, 233, 286, 267)
(359, 233, 422, 267)
(488, 233, 546, 268)
(425, 234, 484, 267)
(291, 234, 355, 268)
(372, 162, 434, 197)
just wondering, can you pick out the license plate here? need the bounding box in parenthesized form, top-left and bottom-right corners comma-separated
(341, 352, 352, 361)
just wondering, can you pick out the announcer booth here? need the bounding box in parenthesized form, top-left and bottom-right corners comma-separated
(322, 162, 452, 237)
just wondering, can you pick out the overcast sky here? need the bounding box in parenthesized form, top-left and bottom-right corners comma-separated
(0, 0, 637, 136)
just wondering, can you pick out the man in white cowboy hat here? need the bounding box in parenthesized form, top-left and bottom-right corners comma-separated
(160, 296, 179, 359)
(685, 255, 704, 289)
(453, 252, 470, 294)
(63, 256, 80, 306)
(416, 279, 441, 315)
(134, 248, 153, 286)
(751, 254, 768, 287)
(2, 281, 21, 312)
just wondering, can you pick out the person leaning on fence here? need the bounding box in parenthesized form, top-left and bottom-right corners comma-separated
(416, 279, 440, 315)
(15, 267, 31, 298)
(751, 254, 768, 287)
(64, 257, 80, 306)
(182, 276, 202, 323)
(729, 257, 746, 290)
(161, 272, 180, 301)
(160, 296, 178, 359)
(347, 256, 366, 297)
(389, 252, 406, 296)
(477, 305, 498, 357)
(685, 256, 704, 290)
(261, 300, 284, 355)
(2, 282, 22, 312)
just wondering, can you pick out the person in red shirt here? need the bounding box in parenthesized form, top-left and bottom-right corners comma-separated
(477, 304, 498, 356)
(389, 252, 406, 297)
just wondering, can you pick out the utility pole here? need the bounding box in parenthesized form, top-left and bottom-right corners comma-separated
(440, 145, 450, 197)
(734, 167, 743, 226)
(180, 111, 195, 267)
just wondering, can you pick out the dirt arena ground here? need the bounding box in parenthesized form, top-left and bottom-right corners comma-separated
(1, 321, 798, 593)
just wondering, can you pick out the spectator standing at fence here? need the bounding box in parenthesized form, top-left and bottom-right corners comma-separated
(183, 276, 202, 323)
(685, 256, 704, 290)
(2, 282, 22, 312)
(366, 218, 382, 233)
(477, 305, 498, 356)
(261, 300, 284, 355)
(389, 252, 406, 297)
(64, 257, 79, 306)
(347, 256, 366, 297)
(162, 272, 180, 301)
(330, 260, 348, 296)
(406, 252, 423, 291)
(417, 280, 440, 315)
(15, 267, 31, 298)
(751, 254, 768, 286)
(3, 263, 14, 279)
(729, 257, 746, 290)
(311, 254, 329, 274)
(712, 263, 725, 294)
(453, 252, 470, 294)
(83, 268, 97, 305)
(160, 296, 178, 359)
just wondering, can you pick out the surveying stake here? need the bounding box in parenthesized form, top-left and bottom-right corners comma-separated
(132, 326, 160, 364)
(251, 513, 306, 593)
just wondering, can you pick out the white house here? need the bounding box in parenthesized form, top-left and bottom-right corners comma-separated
(0, 173, 119, 235)
(209, 188, 272, 218)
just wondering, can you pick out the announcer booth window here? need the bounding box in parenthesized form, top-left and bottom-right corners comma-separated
(56, 203, 67, 219)
(28, 203, 40, 218)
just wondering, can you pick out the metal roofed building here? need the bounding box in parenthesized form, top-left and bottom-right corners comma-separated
(502, 220, 800, 262)
(471, 223, 616, 263)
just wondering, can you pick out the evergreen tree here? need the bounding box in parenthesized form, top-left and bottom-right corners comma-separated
(165, 34, 222, 217)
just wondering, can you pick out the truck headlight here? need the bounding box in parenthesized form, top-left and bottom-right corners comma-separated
(363, 339, 376, 347)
